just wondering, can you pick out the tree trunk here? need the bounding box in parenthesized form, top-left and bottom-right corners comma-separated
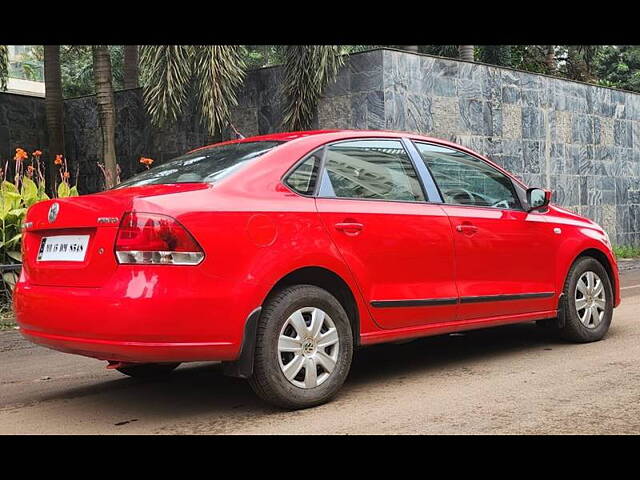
(544, 45, 556, 72)
(92, 46, 118, 189)
(0, 45, 8, 91)
(123, 45, 139, 89)
(459, 45, 474, 61)
(44, 45, 64, 196)
(401, 45, 419, 53)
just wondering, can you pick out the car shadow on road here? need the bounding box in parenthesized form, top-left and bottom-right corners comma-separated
(348, 322, 568, 386)
(32, 322, 611, 422)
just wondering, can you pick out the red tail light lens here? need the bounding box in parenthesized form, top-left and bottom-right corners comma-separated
(115, 212, 204, 265)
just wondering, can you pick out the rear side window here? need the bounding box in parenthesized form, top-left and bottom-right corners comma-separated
(285, 151, 321, 195)
(117, 141, 283, 188)
(320, 140, 425, 202)
(414, 142, 521, 210)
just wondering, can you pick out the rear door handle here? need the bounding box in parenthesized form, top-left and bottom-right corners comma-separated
(335, 222, 364, 236)
(456, 223, 478, 234)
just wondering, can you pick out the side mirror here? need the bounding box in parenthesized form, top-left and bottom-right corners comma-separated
(526, 187, 551, 212)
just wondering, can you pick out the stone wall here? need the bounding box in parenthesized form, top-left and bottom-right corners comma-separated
(230, 49, 640, 246)
(63, 89, 218, 193)
(0, 88, 217, 194)
(0, 91, 48, 167)
(1, 48, 639, 245)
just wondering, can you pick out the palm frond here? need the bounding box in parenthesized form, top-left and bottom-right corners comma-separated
(192, 45, 246, 136)
(139, 45, 193, 128)
(0, 45, 8, 91)
(281, 45, 344, 131)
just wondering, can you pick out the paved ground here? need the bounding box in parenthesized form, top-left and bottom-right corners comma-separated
(1, 268, 640, 435)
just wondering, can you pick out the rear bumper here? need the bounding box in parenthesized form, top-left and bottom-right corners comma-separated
(13, 266, 264, 363)
(20, 328, 235, 363)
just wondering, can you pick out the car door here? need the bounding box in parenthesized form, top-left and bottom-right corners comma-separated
(412, 141, 557, 321)
(313, 138, 458, 329)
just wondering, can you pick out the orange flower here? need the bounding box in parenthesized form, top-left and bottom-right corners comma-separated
(62, 171, 70, 179)
(33, 150, 42, 157)
(14, 148, 28, 161)
(27, 165, 35, 176)
(139, 156, 154, 166)
(54, 154, 63, 165)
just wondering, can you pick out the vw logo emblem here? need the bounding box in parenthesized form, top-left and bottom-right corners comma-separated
(48, 203, 60, 223)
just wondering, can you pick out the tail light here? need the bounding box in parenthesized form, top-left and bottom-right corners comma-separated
(115, 212, 204, 265)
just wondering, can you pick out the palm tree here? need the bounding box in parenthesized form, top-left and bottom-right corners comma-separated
(544, 45, 556, 72)
(140, 45, 344, 136)
(92, 46, 118, 188)
(140, 45, 246, 136)
(123, 45, 139, 89)
(0, 45, 8, 91)
(459, 45, 475, 62)
(44, 45, 65, 195)
(280, 45, 344, 131)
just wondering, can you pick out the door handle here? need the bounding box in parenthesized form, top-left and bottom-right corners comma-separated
(335, 222, 364, 236)
(455, 223, 478, 234)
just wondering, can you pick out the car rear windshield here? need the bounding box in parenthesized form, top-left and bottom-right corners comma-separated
(116, 141, 284, 188)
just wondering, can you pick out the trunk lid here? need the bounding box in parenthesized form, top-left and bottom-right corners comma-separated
(22, 184, 207, 287)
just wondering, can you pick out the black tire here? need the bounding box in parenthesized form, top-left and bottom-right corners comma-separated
(248, 285, 353, 410)
(116, 362, 181, 379)
(558, 256, 613, 343)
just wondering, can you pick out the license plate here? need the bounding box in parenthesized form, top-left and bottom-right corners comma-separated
(37, 235, 90, 262)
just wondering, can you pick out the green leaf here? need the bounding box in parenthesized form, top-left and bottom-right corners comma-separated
(2, 271, 19, 291)
(281, 45, 344, 131)
(193, 45, 246, 135)
(6, 250, 21, 262)
(0, 190, 23, 211)
(140, 45, 194, 128)
(21, 177, 38, 206)
(1, 180, 18, 193)
(8, 208, 27, 219)
(57, 182, 71, 198)
(5, 232, 22, 247)
(69, 186, 79, 197)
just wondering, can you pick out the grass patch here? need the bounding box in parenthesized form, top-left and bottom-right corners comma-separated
(0, 302, 16, 331)
(613, 245, 640, 259)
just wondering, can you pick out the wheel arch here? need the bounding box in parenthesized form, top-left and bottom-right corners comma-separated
(573, 248, 616, 294)
(560, 247, 617, 310)
(223, 265, 362, 379)
(266, 266, 361, 347)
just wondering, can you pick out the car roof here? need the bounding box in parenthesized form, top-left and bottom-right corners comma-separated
(191, 129, 465, 152)
(188, 129, 527, 189)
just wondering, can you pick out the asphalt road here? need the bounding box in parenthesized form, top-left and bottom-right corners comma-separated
(2, 267, 640, 435)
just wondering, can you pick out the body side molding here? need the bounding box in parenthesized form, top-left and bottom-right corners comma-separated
(371, 292, 555, 308)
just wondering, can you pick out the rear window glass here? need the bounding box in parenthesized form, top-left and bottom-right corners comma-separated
(117, 141, 283, 188)
(285, 151, 321, 195)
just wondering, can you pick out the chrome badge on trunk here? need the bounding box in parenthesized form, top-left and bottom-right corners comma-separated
(48, 202, 60, 223)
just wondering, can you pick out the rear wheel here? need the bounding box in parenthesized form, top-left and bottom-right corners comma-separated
(558, 257, 613, 343)
(248, 285, 353, 410)
(116, 362, 181, 379)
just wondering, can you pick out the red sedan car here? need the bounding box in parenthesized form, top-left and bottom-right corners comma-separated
(14, 130, 620, 409)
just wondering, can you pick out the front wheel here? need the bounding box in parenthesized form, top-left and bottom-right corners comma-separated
(559, 257, 613, 343)
(248, 285, 353, 410)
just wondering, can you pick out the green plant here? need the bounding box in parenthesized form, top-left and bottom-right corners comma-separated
(612, 245, 640, 259)
(0, 301, 15, 330)
(140, 45, 246, 136)
(280, 45, 344, 131)
(1, 149, 78, 293)
(139, 45, 346, 136)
